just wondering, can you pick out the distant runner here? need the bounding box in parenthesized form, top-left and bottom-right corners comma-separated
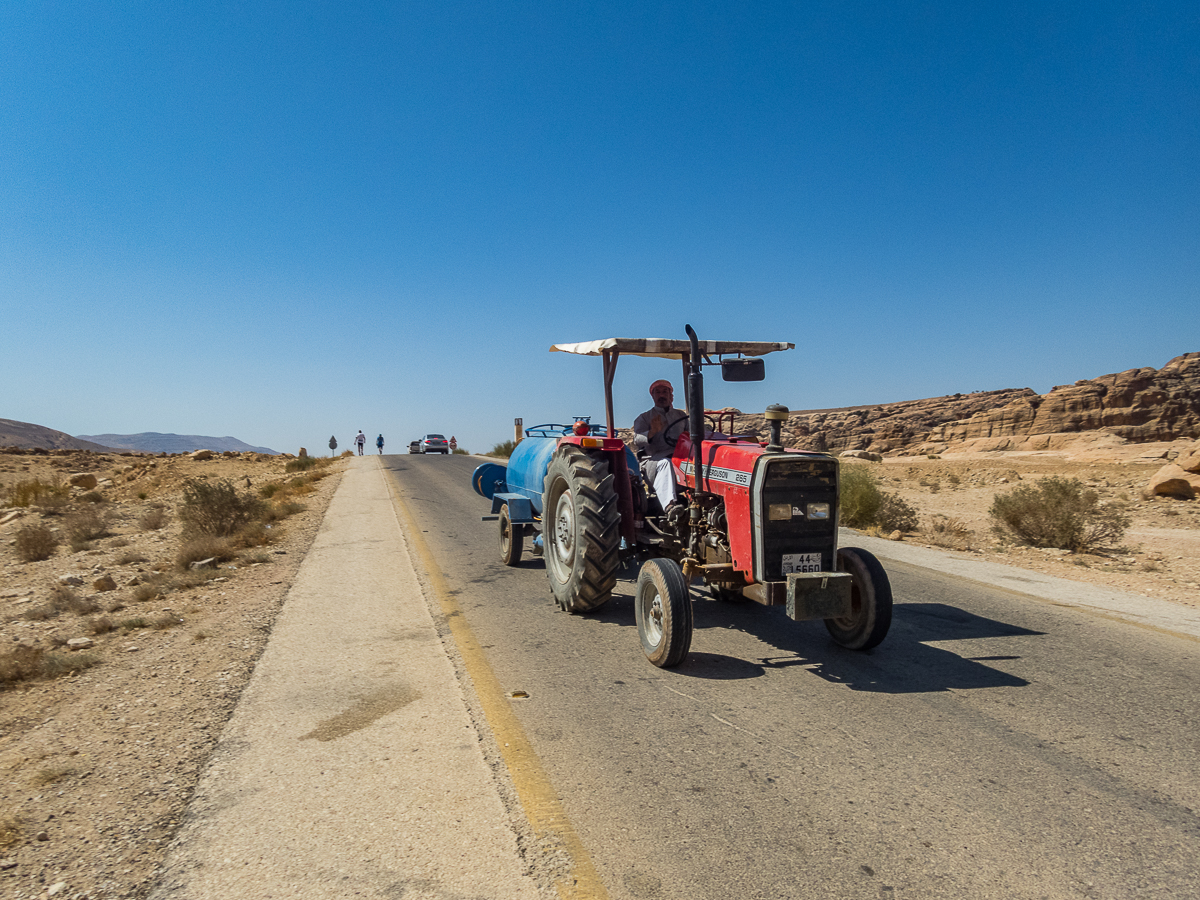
(355, 431, 366, 455)
(376, 434, 385, 454)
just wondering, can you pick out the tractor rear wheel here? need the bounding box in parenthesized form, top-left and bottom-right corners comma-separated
(543, 446, 620, 612)
(499, 504, 523, 567)
(636, 558, 693, 667)
(825, 547, 893, 650)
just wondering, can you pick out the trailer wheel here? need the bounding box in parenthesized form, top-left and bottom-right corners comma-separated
(499, 504, 523, 567)
(825, 547, 893, 650)
(636, 559, 693, 667)
(543, 446, 620, 612)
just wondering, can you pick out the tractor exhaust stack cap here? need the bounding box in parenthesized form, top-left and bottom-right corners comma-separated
(764, 404, 789, 452)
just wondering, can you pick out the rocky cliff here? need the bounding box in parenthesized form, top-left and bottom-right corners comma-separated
(718, 352, 1200, 456)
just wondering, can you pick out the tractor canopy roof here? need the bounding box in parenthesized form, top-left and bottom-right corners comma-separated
(550, 337, 794, 359)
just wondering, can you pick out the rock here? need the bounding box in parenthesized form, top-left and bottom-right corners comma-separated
(1176, 440, 1200, 473)
(127, 575, 141, 586)
(840, 450, 883, 461)
(189, 449, 215, 461)
(92, 575, 117, 592)
(0, 858, 16, 869)
(887, 530, 902, 541)
(190, 557, 218, 570)
(57, 575, 84, 586)
(298, 447, 308, 458)
(69, 473, 98, 489)
(47, 883, 67, 897)
(1146, 464, 1199, 499)
(66, 637, 93, 650)
(0, 510, 23, 526)
(734, 352, 1200, 456)
(35, 830, 49, 841)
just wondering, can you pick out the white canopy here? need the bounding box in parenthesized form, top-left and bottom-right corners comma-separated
(550, 337, 794, 359)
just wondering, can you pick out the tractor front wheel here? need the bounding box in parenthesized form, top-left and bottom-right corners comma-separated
(543, 446, 620, 612)
(635, 558, 693, 667)
(825, 547, 893, 650)
(499, 504, 523, 567)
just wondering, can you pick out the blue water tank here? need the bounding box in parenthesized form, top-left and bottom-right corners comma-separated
(504, 436, 560, 515)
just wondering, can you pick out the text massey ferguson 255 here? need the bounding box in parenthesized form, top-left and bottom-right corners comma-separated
(472, 326, 892, 668)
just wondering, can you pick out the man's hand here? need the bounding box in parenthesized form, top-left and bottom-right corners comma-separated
(647, 413, 664, 439)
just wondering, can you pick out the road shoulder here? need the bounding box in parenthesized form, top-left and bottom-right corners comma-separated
(150, 456, 542, 900)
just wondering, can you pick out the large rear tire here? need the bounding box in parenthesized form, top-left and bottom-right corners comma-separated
(825, 547, 893, 650)
(499, 504, 523, 567)
(543, 446, 620, 612)
(636, 559, 693, 667)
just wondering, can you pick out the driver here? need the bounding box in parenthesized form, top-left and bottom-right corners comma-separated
(633, 380, 689, 512)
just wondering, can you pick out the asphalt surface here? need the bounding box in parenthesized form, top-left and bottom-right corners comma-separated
(382, 452, 1200, 900)
(151, 453, 1200, 900)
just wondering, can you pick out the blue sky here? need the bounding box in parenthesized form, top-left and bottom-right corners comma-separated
(2, 1, 1196, 455)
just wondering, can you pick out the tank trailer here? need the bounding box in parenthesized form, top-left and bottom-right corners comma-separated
(472, 326, 892, 668)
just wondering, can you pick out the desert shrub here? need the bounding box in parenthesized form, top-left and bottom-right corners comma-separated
(264, 500, 305, 523)
(139, 504, 169, 531)
(64, 508, 108, 550)
(176, 535, 236, 571)
(15, 523, 59, 562)
(115, 551, 147, 565)
(839, 465, 882, 528)
(0, 645, 97, 686)
(178, 479, 264, 537)
(120, 617, 148, 631)
(132, 583, 160, 603)
(876, 493, 920, 533)
(49, 584, 99, 616)
(5, 477, 69, 509)
(989, 476, 1130, 552)
(452, 447, 469, 455)
(229, 522, 276, 549)
(80, 491, 105, 504)
(922, 514, 974, 550)
(260, 483, 282, 498)
(0, 814, 19, 850)
(489, 439, 517, 458)
(40, 651, 98, 678)
(88, 616, 115, 635)
(285, 456, 318, 472)
(0, 645, 44, 685)
(840, 465, 919, 531)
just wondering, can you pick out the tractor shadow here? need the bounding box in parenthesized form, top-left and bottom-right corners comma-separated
(593, 574, 1044, 693)
(692, 598, 1044, 693)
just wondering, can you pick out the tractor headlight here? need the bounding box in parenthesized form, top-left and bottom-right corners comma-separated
(806, 502, 830, 520)
(768, 503, 792, 521)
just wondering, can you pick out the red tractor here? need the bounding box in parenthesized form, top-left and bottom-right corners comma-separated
(474, 326, 892, 668)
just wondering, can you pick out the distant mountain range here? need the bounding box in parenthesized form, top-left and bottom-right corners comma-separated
(75, 432, 279, 455)
(0, 418, 115, 452)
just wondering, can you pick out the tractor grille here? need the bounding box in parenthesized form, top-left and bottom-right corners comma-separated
(755, 455, 839, 582)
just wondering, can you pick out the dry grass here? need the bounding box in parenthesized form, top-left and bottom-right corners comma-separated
(64, 507, 109, 551)
(30, 765, 75, 788)
(179, 479, 264, 537)
(175, 536, 236, 571)
(0, 814, 20, 850)
(0, 645, 98, 686)
(21, 585, 99, 621)
(139, 504, 169, 531)
(4, 477, 69, 508)
(15, 523, 59, 562)
(921, 514, 975, 550)
(115, 550, 148, 565)
(990, 477, 1130, 552)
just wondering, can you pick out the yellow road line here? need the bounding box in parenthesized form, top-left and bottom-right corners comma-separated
(382, 463, 609, 900)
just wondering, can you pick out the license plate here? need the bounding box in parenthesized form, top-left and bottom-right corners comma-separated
(782, 552, 822, 574)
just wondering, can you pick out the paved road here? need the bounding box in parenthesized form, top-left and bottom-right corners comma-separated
(384, 452, 1200, 900)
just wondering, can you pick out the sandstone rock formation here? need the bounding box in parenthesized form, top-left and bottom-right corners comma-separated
(726, 353, 1199, 457)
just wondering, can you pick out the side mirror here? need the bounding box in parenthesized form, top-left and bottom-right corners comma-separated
(721, 357, 764, 382)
